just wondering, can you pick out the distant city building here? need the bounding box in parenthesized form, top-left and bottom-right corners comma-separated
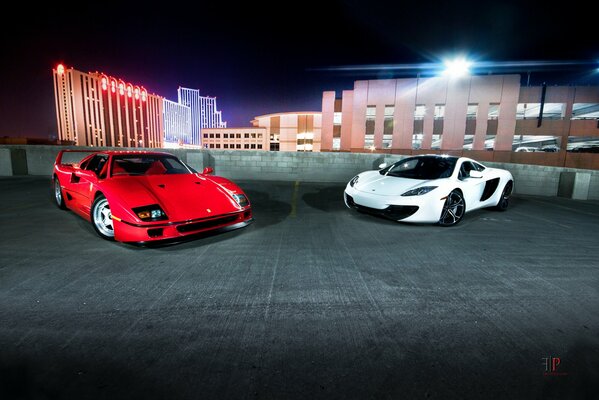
(52, 64, 164, 148)
(251, 112, 322, 152)
(320, 75, 599, 154)
(177, 87, 227, 146)
(162, 99, 192, 148)
(201, 128, 268, 151)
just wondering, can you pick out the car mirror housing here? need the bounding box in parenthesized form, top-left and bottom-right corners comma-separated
(203, 167, 214, 175)
(378, 163, 387, 169)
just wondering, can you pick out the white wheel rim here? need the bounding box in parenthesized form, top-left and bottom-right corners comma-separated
(93, 199, 114, 237)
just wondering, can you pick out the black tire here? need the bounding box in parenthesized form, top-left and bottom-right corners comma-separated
(53, 176, 67, 210)
(91, 194, 115, 241)
(439, 190, 465, 226)
(494, 181, 513, 211)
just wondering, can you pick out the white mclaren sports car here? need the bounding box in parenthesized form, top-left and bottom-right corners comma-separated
(344, 155, 514, 226)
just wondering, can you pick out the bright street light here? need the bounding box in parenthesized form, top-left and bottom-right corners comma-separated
(442, 58, 472, 78)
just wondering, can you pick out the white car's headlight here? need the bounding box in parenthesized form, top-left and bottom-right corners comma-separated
(401, 186, 438, 196)
(349, 175, 359, 187)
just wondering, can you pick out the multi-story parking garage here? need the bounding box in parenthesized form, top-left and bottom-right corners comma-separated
(321, 75, 599, 169)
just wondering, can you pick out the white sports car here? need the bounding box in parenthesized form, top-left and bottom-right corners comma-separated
(344, 155, 514, 226)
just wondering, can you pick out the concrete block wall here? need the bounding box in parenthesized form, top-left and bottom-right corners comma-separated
(0, 148, 12, 176)
(1, 145, 599, 199)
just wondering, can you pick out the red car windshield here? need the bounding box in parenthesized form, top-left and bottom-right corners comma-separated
(111, 155, 192, 176)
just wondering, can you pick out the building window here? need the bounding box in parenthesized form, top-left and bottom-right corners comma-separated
(244, 133, 250, 138)
(434, 104, 445, 120)
(365, 106, 376, 149)
(270, 142, 280, 151)
(236, 134, 241, 139)
(203, 134, 208, 138)
(383, 105, 394, 148)
(210, 144, 215, 148)
(332, 137, 341, 151)
(251, 144, 256, 149)
(236, 144, 241, 149)
(244, 144, 250, 149)
(224, 144, 228, 149)
(210, 134, 214, 138)
(251, 133, 256, 138)
(216, 144, 220, 149)
(215, 134, 220, 138)
(223, 133, 228, 138)
(333, 112, 342, 125)
(257, 144, 262, 149)
(517, 103, 565, 120)
(467, 104, 478, 120)
(414, 105, 426, 120)
(257, 134, 262, 138)
(567, 136, 599, 152)
(488, 104, 500, 120)
(571, 103, 599, 120)
(513, 135, 562, 152)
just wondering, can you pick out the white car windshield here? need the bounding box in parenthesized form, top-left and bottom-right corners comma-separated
(381, 156, 457, 180)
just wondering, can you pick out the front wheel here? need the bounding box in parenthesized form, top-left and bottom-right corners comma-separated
(91, 194, 115, 240)
(494, 181, 513, 211)
(439, 190, 465, 226)
(54, 177, 67, 209)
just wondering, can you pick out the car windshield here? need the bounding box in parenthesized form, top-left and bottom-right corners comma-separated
(380, 156, 457, 180)
(111, 155, 192, 176)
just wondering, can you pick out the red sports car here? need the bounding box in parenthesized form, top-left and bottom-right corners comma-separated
(52, 150, 252, 243)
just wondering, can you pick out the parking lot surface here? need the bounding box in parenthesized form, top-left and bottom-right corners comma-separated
(1, 177, 598, 399)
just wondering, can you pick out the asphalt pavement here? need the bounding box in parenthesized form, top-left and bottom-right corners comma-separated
(1, 177, 598, 399)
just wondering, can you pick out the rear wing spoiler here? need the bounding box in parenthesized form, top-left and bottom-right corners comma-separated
(55, 149, 98, 166)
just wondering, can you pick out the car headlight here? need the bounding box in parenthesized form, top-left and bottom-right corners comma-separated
(232, 193, 249, 207)
(132, 204, 168, 221)
(349, 175, 359, 187)
(401, 186, 438, 196)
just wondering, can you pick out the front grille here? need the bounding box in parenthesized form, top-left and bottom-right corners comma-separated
(347, 194, 419, 220)
(176, 214, 239, 233)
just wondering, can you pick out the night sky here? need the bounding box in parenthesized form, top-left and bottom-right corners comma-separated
(1, 0, 596, 138)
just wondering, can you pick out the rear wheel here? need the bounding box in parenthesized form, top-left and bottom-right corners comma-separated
(494, 181, 513, 211)
(439, 190, 465, 226)
(91, 194, 115, 240)
(53, 176, 67, 209)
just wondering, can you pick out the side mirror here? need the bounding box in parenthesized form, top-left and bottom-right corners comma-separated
(76, 169, 98, 182)
(378, 163, 388, 169)
(202, 167, 214, 175)
(469, 170, 483, 179)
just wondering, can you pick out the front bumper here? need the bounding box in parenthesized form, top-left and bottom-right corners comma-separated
(113, 208, 253, 243)
(344, 185, 444, 223)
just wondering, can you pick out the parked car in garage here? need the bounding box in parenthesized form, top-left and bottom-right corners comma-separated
(344, 155, 514, 226)
(52, 150, 252, 243)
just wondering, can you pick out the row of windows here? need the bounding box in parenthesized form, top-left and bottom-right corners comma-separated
(206, 143, 264, 149)
(362, 103, 599, 122)
(203, 133, 263, 139)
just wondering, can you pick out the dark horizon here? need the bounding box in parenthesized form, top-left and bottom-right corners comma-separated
(1, 0, 597, 139)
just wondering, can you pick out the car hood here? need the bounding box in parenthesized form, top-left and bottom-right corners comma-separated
(105, 174, 241, 221)
(353, 171, 436, 196)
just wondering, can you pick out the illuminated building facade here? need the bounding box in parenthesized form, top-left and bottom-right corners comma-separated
(251, 112, 322, 152)
(163, 100, 192, 148)
(177, 88, 227, 146)
(52, 64, 164, 148)
(321, 76, 599, 166)
(201, 127, 268, 150)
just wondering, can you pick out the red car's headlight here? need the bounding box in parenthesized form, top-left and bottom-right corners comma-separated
(132, 204, 168, 221)
(232, 194, 249, 207)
